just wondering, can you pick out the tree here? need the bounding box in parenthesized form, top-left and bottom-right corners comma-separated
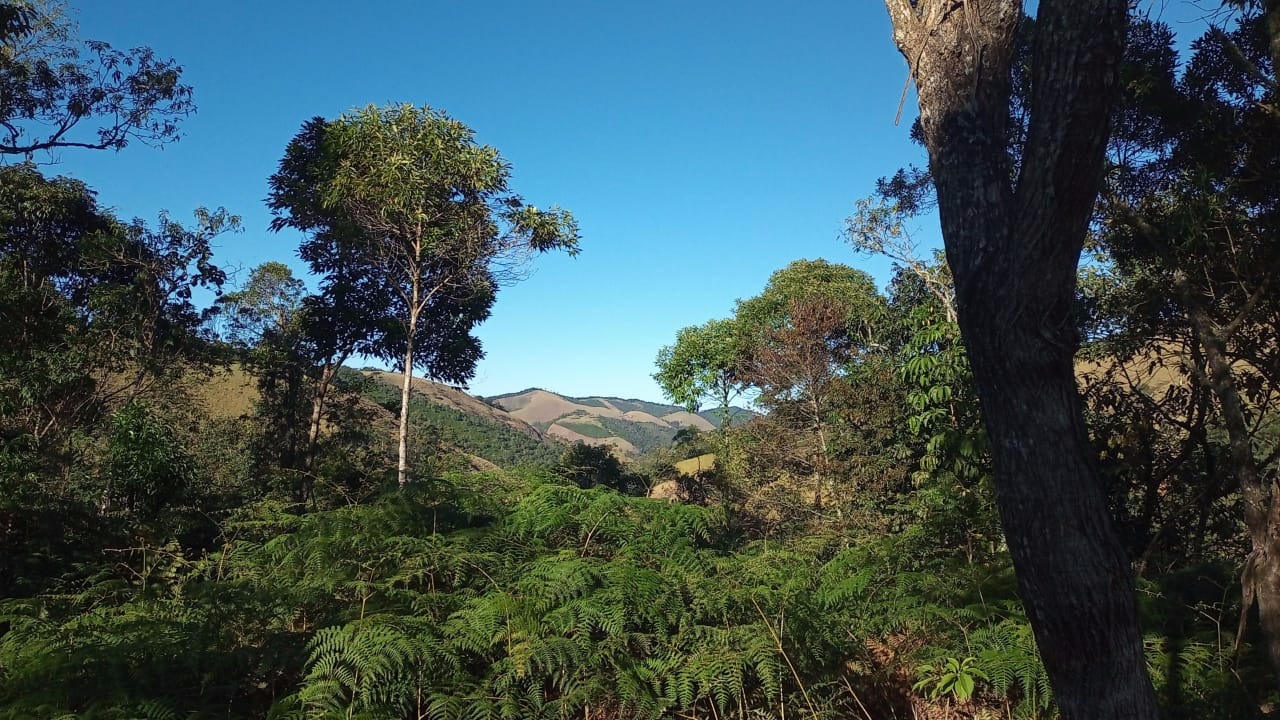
(218, 261, 305, 349)
(845, 195, 955, 324)
(1, 164, 232, 451)
(882, 1, 1160, 717)
(558, 442, 641, 495)
(739, 297, 853, 511)
(269, 105, 579, 487)
(0, 0, 193, 157)
(1090, 12, 1280, 682)
(733, 259, 885, 345)
(653, 318, 746, 427)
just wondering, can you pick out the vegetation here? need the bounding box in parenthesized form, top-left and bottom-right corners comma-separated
(267, 106, 579, 488)
(362, 377, 562, 469)
(2, 2, 1279, 720)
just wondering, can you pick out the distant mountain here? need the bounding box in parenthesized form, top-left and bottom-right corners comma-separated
(486, 388, 748, 457)
(195, 366, 738, 465)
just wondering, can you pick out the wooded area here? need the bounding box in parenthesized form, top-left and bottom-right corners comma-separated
(2, 0, 1279, 718)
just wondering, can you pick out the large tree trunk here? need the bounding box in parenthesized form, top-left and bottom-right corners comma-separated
(884, 0, 1159, 716)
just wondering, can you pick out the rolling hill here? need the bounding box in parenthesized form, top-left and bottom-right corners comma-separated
(191, 366, 739, 465)
(486, 388, 749, 456)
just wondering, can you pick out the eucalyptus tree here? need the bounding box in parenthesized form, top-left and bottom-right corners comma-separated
(269, 105, 578, 487)
(882, 1, 1159, 716)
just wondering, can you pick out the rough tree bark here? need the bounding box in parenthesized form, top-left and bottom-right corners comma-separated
(883, 1, 1159, 717)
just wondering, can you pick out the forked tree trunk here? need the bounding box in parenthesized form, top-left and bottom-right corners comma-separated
(1184, 288, 1280, 683)
(883, 0, 1159, 716)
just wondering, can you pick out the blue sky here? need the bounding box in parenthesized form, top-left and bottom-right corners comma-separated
(51, 1, 1210, 402)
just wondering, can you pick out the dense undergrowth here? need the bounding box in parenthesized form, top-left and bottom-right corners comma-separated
(0, 466, 1264, 719)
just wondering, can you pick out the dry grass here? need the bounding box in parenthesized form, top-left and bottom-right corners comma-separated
(674, 453, 716, 477)
(660, 411, 716, 431)
(189, 365, 259, 419)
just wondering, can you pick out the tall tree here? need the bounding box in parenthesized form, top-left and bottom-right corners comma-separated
(1092, 12, 1280, 682)
(218, 262, 314, 484)
(269, 105, 579, 487)
(739, 296, 852, 511)
(882, 2, 1160, 717)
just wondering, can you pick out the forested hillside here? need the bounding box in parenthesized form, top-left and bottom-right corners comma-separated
(2, 1, 1279, 719)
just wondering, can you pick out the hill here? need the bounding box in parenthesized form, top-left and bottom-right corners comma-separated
(190, 368, 740, 464)
(487, 388, 750, 457)
(361, 372, 563, 468)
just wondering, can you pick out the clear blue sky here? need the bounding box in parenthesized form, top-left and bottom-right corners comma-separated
(52, 1, 1210, 402)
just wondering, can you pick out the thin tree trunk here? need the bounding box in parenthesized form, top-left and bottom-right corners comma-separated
(811, 393, 830, 512)
(1184, 289, 1280, 682)
(883, 0, 1159, 715)
(718, 391, 735, 482)
(304, 363, 337, 474)
(398, 326, 416, 489)
(398, 273, 422, 489)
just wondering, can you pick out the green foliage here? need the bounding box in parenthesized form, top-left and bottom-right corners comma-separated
(914, 656, 989, 701)
(363, 376, 561, 469)
(3, 7, 1278, 720)
(269, 105, 579, 389)
(733, 259, 886, 348)
(557, 419, 613, 439)
(218, 262, 306, 349)
(0, 0, 194, 156)
(2, 448, 1270, 720)
(102, 401, 193, 521)
(593, 415, 682, 455)
(558, 442, 642, 494)
(653, 318, 746, 419)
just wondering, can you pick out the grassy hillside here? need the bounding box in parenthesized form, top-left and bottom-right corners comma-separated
(488, 388, 755, 458)
(363, 376, 562, 468)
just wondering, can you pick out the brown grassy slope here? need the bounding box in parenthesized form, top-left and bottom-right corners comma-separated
(363, 371, 546, 442)
(674, 454, 716, 476)
(188, 366, 259, 418)
(496, 389, 629, 425)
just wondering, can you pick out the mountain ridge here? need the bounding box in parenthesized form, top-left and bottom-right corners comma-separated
(485, 388, 744, 456)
